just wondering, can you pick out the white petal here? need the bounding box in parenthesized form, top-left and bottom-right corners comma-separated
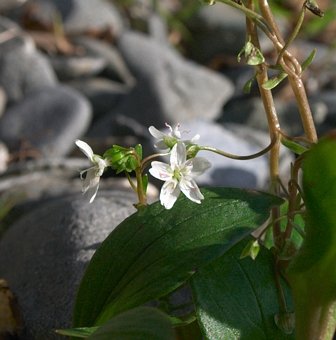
(149, 126, 166, 139)
(154, 140, 170, 152)
(172, 124, 182, 139)
(170, 142, 186, 168)
(191, 134, 200, 143)
(88, 181, 100, 203)
(76, 140, 94, 161)
(190, 157, 211, 177)
(81, 168, 98, 193)
(149, 161, 172, 181)
(93, 156, 108, 176)
(179, 178, 204, 204)
(160, 180, 180, 209)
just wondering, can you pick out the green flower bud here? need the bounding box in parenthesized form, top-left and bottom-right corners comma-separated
(104, 145, 141, 174)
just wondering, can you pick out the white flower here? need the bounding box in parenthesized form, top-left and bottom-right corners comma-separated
(148, 123, 200, 152)
(149, 142, 211, 209)
(75, 140, 110, 203)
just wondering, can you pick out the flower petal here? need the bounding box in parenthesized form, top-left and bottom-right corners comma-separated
(190, 157, 211, 177)
(160, 179, 180, 209)
(149, 161, 172, 181)
(179, 178, 204, 204)
(191, 134, 200, 143)
(154, 141, 170, 153)
(93, 155, 108, 176)
(81, 168, 98, 193)
(171, 124, 182, 139)
(149, 126, 166, 139)
(76, 140, 94, 161)
(170, 142, 186, 168)
(87, 181, 100, 203)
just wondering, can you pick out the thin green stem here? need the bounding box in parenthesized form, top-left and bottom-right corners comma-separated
(217, 0, 271, 35)
(141, 152, 168, 172)
(246, 0, 282, 246)
(135, 168, 147, 208)
(276, 6, 306, 66)
(283, 158, 303, 242)
(125, 172, 137, 193)
(199, 136, 276, 160)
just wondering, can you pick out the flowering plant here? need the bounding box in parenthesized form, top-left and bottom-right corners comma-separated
(58, 0, 336, 339)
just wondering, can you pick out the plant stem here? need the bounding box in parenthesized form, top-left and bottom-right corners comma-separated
(287, 75, 318, 142)
(283, 157, 303, 242)
(276, 6, 306, 66)
(217, 0, 271, 34)
(135, 168, 147, 208)
(245, 4, 282, 245)
(199, 136, 276, 160)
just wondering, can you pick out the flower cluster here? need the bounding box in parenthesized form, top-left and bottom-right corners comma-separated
(148, 124, 211, 209)
(76, 123, 210, 209)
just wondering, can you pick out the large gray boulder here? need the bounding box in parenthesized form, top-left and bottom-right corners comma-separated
(0, 191, 136, 339)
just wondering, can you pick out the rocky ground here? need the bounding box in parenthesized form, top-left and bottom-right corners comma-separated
(0, 0, 335, 338)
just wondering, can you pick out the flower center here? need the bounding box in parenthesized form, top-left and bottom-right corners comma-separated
(163, 136, 177, 148)
(173, 169, 181, 181)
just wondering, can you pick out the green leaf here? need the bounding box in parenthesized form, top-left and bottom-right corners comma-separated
(73, 188, 282, 327)
(262, 72, 287, 90)
(238, 41, 265, 66)
(286, 136, 336, 339)
(239, 239, 260, 260)
(301, 49, 317, 71)
(134, 144, 143, 159)
(243, 76, 255, 94)
(288, 136, 336, 290)
(280, 137, 309, 155)
(88, 307, 175, 340)
(55, 327, 98, 338)
(191, 239, 294, 339)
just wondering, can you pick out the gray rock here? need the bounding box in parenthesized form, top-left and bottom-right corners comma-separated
(114, 31, 234, 129)
(73, 36, 136, 86)
(148, 13, 169, 45)
(0, 16, 57, 103)
(0, 85, 92, 157)
(187, 4, 246, 62)
(0, 191, 136, 339)
(0, 86, 7, 117)
(221, 96, 271, 133)
(0, 0, 26, 12)
(187, 3, 274, 63)
(24, 0, 124, 35)
(68, 77, 129, 118)
(48, 54, 106, 81)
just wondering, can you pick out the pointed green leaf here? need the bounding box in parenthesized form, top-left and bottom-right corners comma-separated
(55, 326, 98, 338)
(301, 49, 317, 71)
(262, 72, 287, 90)
(134, 144, 143, 159)
(88, 307, 175, 340)
(280, 137, 309, 155)
(243, 76, 255, 94)
(73, 188, 282, 327)
(240, 239, 260, 260)
(191, 239, 294, 339)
